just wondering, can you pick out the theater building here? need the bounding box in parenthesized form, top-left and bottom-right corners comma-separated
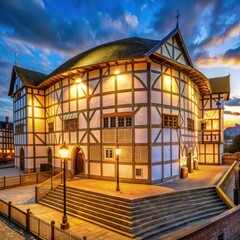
(8, 26, 230, 184)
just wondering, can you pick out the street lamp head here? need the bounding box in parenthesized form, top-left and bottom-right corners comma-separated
(115, 144, 121, 156)
(59, 142, 69, 159)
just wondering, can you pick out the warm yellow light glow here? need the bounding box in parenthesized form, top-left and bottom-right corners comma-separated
(115, 145, 121, 156)
(59, 142, 69, 159)
(163, 75, 171, 91)
(114, 69, 120, 75)
(75, 78, 82, 84)
(12, 149, 15, 154)
(0, 150, 2, 153)
(6, 149, 10, 153)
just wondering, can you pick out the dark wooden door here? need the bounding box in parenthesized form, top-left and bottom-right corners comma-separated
(187, 152, 193, 173)
(75, 152, 83, 174)
(20, 148, 24, 171)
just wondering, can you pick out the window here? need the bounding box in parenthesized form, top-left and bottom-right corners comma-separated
(103, 118, 108, 128)
(163, 114, 178, 128)
(48, 122, 54, 133)
(15, 124, 24, 134)
(187, 118, 194, 132)
(64, 119, 78, 131)
(105, 148, 114, 160)
(136, 168, 143, 177)
(126, 117, 132, 127)
(201, 122, 206, 130)
(110, 117, 116, 127)
(118, 117, 124, 127)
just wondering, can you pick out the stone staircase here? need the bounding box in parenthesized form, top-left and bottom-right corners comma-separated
(38, 186, 229, 239)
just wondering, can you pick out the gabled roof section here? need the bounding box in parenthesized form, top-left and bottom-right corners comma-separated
(8, 66, 47, 96)
(0, 121, 13, 130)
(209, 75, 230, 100)
(145, 26, 193, 67)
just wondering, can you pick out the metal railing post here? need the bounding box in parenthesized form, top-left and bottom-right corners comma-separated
(51, 220, 55, 240)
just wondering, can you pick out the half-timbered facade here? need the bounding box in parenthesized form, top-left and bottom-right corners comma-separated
(8, 26, 230, 184)
(0, 117, 14, 161)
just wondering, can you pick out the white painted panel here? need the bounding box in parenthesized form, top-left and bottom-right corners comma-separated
(89, 79, 100, 95)
(163, 146, 171, 161)
(91, 130, 100, 143)
(70, 100, 77, 111)
(151, 73, 161, 89)
(151, 128, 161, 143)
(164, 163, 171, 178)
(118, 92, 132, 105)
(119, 165, 132, 178)
(71, 132, 77, 143)
(103, 163, 115, 177)
(90, 110, 100, 128)
(135, 129, 148, 143)
(78, 84, 87, 97)
(102, 94, 115, 107)
(163, 128, 170, 143)
(35, 119, 45, 132)
(90, 96, 100, 109)
(151, 91, 161, 104)
(90, 163, 101, 175)
(163, 93, 171, 105)
(135, 107, 147, 125)
(172, 95, 179, 107)
(62, 87, 69, 101)
(152, 165, 162, 180)
(117, 108, 132, 113)
(172, 162, 179, 176)
(117, 74, 132, 90)
(78, 99, 87, 110)
(64, 132, 69, 143)
(79, 113, 87, 129)
(35, 146, 46, 157)
(206, 144, 213, 153)
(206, 155, 214, 163)
(151, 107, 161, 125)
(172, 129, 178, 142)
(152, 146, 162, 162)
(134, 91, 147, 104)
(63, 102, 69, 113)
(102, 76, 115, 92)
(172, 145, 179, 160)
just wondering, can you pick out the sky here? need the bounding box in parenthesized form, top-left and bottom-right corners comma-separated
(0, 0, 239, 123)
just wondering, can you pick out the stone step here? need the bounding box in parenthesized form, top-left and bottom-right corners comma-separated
(38, 185, 229, 238)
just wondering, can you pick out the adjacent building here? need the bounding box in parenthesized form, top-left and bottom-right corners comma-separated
(8, 26, 230, 184)
(0, 116, 14, 162)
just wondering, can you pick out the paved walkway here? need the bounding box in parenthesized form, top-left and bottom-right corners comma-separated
(0, 165, 232, 240)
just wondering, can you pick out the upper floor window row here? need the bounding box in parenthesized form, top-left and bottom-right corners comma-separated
(163, 114, 179, 128)
(103, 116, 132, 128)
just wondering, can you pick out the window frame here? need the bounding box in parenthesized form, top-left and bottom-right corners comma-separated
(64, 118, 78, 131)
(163, 114, 179, 128)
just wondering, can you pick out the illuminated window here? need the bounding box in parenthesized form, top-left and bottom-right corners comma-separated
(163, 114, 178, 128)
(64, 119, 78, 131)
(187, 118, 194, 132)
(136, 168, 143, 177)
(104, 148, 114, 160)
(48, 122, 54, 133)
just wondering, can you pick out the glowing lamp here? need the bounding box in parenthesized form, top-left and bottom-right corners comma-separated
(115, 145, 121, 156)
(75, 78, 82, 84)
(59, 142, 69, 159)
(114, 69, 120, 75)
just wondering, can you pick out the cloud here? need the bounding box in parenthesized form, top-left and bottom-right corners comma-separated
(124, 12, 138, 28)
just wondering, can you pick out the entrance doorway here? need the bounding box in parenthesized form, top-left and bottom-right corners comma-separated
(74, 148, 84, 175)
(187, 149, 193, 173)
(20, 148, 24, 171)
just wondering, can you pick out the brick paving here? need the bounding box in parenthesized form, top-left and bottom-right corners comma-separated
(0, 165, 233, 240)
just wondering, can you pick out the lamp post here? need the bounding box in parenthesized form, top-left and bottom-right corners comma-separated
(59, 142, 70, 230)
(115, 144, 121, 191)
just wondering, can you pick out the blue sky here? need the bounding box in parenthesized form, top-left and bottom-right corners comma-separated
(0, 0, 239, 122)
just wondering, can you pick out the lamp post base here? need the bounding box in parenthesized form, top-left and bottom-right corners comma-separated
(61, 215, 70, 230)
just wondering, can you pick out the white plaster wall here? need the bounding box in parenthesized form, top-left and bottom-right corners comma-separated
(151, 107, 161, 124)
(152, 165, 162, 180)
(172, 145, 179, 160)
(152, 146, 162, 163)
(102, 94, 115, 107)
(163, 93, 171, 105)
(120, 165, 132, 178)
(164, 164, 171, 178)
(90, 163, 101, 175)
(79, 113, 87, 129)
(102, 77, 114, 92)
(163, 128, 170, 142)
(135, 129, 148, 143)
(90, 110, 100, 128)
(151, 128, 161, 143)
(172, 129, 178, 142)
(90, 96, 100, 109)
(172, 162, 179, 176)
(151, 91, 161, 104)
(135, 107, 147, 125)
(90, 130, 100, 143)
(163, 146, 171, 161)
(78, 99, 87, 110)
(134, 91, 147, 104)
(102, 163, 115, 177)
(117, 74, 132, 90)
(118, 92, 132, 105)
